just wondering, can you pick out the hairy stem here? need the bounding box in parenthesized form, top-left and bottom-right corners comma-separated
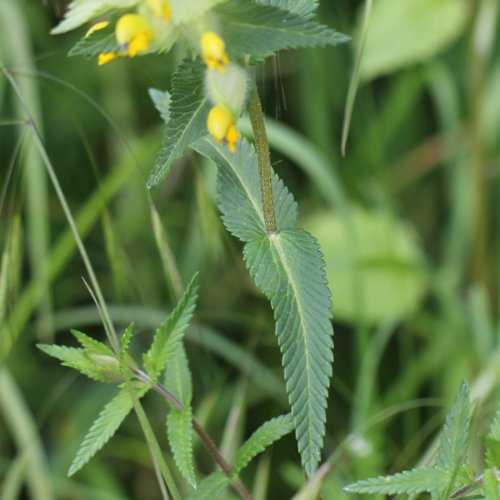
(248, 87, 277, 235)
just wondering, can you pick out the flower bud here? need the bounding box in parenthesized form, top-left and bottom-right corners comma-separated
(205, 63, 249, 118)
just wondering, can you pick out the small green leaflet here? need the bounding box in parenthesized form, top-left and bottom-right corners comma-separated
(147, 60, 210, 189)
(186, 472, 229, 500)
(68, 23, 119, 58)
(435, 380, 470, 471)
(216, 0, 349, 62)
(143, 274, 199, 383)
(233, 413, 294, 474)
(165, 345, 196, 487)
(148, 88, 171, 124)
(68, 385, 147, 476)
(244, 229, 333, 477)
(51, 0, 138, 34)
(344, 467, 455, 495)
(191, 137, 297, 241)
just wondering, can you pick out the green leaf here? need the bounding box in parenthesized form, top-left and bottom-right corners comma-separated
(244, 228, 333, 477)
(191, 137, 297, 241)
(482, 468, 500, 500)
(143, 274, 198, 382)
(149, 88, 171, 124)
(435, 380, 470, 472)
(186, 472, 229, 500)
(216, 0, 349, 62)
(147, 60, 210, 189)
(71, 330, 115, 357)
(486, 407, 500, 467)
(38, 344, 118, 384)
(68, 385, 146, 476)
(120, 322, 135, 359)
(257, 0, 318, 17)
(359, 0, 468, 80)
(165, 345, 196, 487)
(51, 0, 138, 34)
(233, 413, 294, 474)
(344, 467, 454, 495)
(68, 24, 119, 58)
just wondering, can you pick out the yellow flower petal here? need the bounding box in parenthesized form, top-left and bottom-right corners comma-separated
(146, 0, 171, 22)
(86, 21, 109, 37)
(207, 104, 239, 152)
(201, 32, 230, 71)
(98, 52, 119, 65)
(115, 14, 152, 56)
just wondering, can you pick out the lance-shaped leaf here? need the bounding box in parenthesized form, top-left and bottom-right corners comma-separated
(216, 0, 349, 62)
(233, 413, 294, 474)
(51, 0, 138, 34)
(244, 228, 333, 477)
(147, 60, 210, 188)
(435, 380, 470, 471)
(165, 345, 196, 487)
(191, 137, 297, 241)
(344, 467, 455, 496)
(257, 0, 318, 17)
(68, 384, 147, 476)
(143, 274, 198, 382)
(186, 472, 229, 500)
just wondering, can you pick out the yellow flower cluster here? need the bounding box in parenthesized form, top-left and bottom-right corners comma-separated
(201, 32, 241, 153)
(87, 0, 171, 65)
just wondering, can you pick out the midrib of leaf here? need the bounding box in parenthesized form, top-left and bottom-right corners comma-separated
(270, 232, 314, 443)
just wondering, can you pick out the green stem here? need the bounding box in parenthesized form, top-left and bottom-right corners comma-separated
(126, 385, 182, 500)
(248, 87, 277, 235)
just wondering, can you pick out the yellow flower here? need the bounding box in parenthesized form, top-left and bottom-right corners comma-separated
(200, 32, 230, 71)
(98, 52, 119, 65)
(115, 14, 153, 57)
(207, 104, 240, 153)
(145, 0, 171, 22)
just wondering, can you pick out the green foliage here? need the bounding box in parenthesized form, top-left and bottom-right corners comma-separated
(233, 413, 294, 474)
(51, 0, 138, 34)
(68, 385, 146, 476)
(486, 407, 500, 468)
(191, 137, 297, 241)
(217, 0, 348, 62)
(68, 23, 119, 58)
(435, 380, 470, 471)
(147, 60, 210, 189)
(482, 469, 500, 499)
(345, 381, 476, 497)
(360, 0, 468, 80)
(148, 88, 171, 124)
(258, 0, 318, 17)
(186, 472, 229, 500)
(142, 274, 199, 383)
(165, 345, 196, 487)
(169, 0, 225, 24)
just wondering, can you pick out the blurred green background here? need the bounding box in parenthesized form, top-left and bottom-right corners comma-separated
(0, 0, 499, 498)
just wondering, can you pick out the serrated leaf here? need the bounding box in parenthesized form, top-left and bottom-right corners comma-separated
(120, 322, 135, 359)
(191, 137, 297, 241)
(233, 413, 294, 474)
(71, 330, 115, 357)
(216, 0, 349, 62)
(244, 228, 333, 477)
(143, 274, 198, 382)
(486, 438, 500, 469)
(165, 345, 196, 487)
(147, 60, 210, 188)
(169, 0, 225, 24)
(482, 468, 500, 500)
(344, 467, 454, 495)
(51, 0, 138, 34)
(186, 472, 229, 500)
(149, 88, 171, 124)
(68, 385, 146, 476)
(38, 344, 117, 384)
(488, 407, 500, 441)
(68, 24, 119, 58)
(257, 0, 318, 17)
(435, 380, 470, 472)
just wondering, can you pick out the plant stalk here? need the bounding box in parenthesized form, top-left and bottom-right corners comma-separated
(248, 87, 277, 235)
